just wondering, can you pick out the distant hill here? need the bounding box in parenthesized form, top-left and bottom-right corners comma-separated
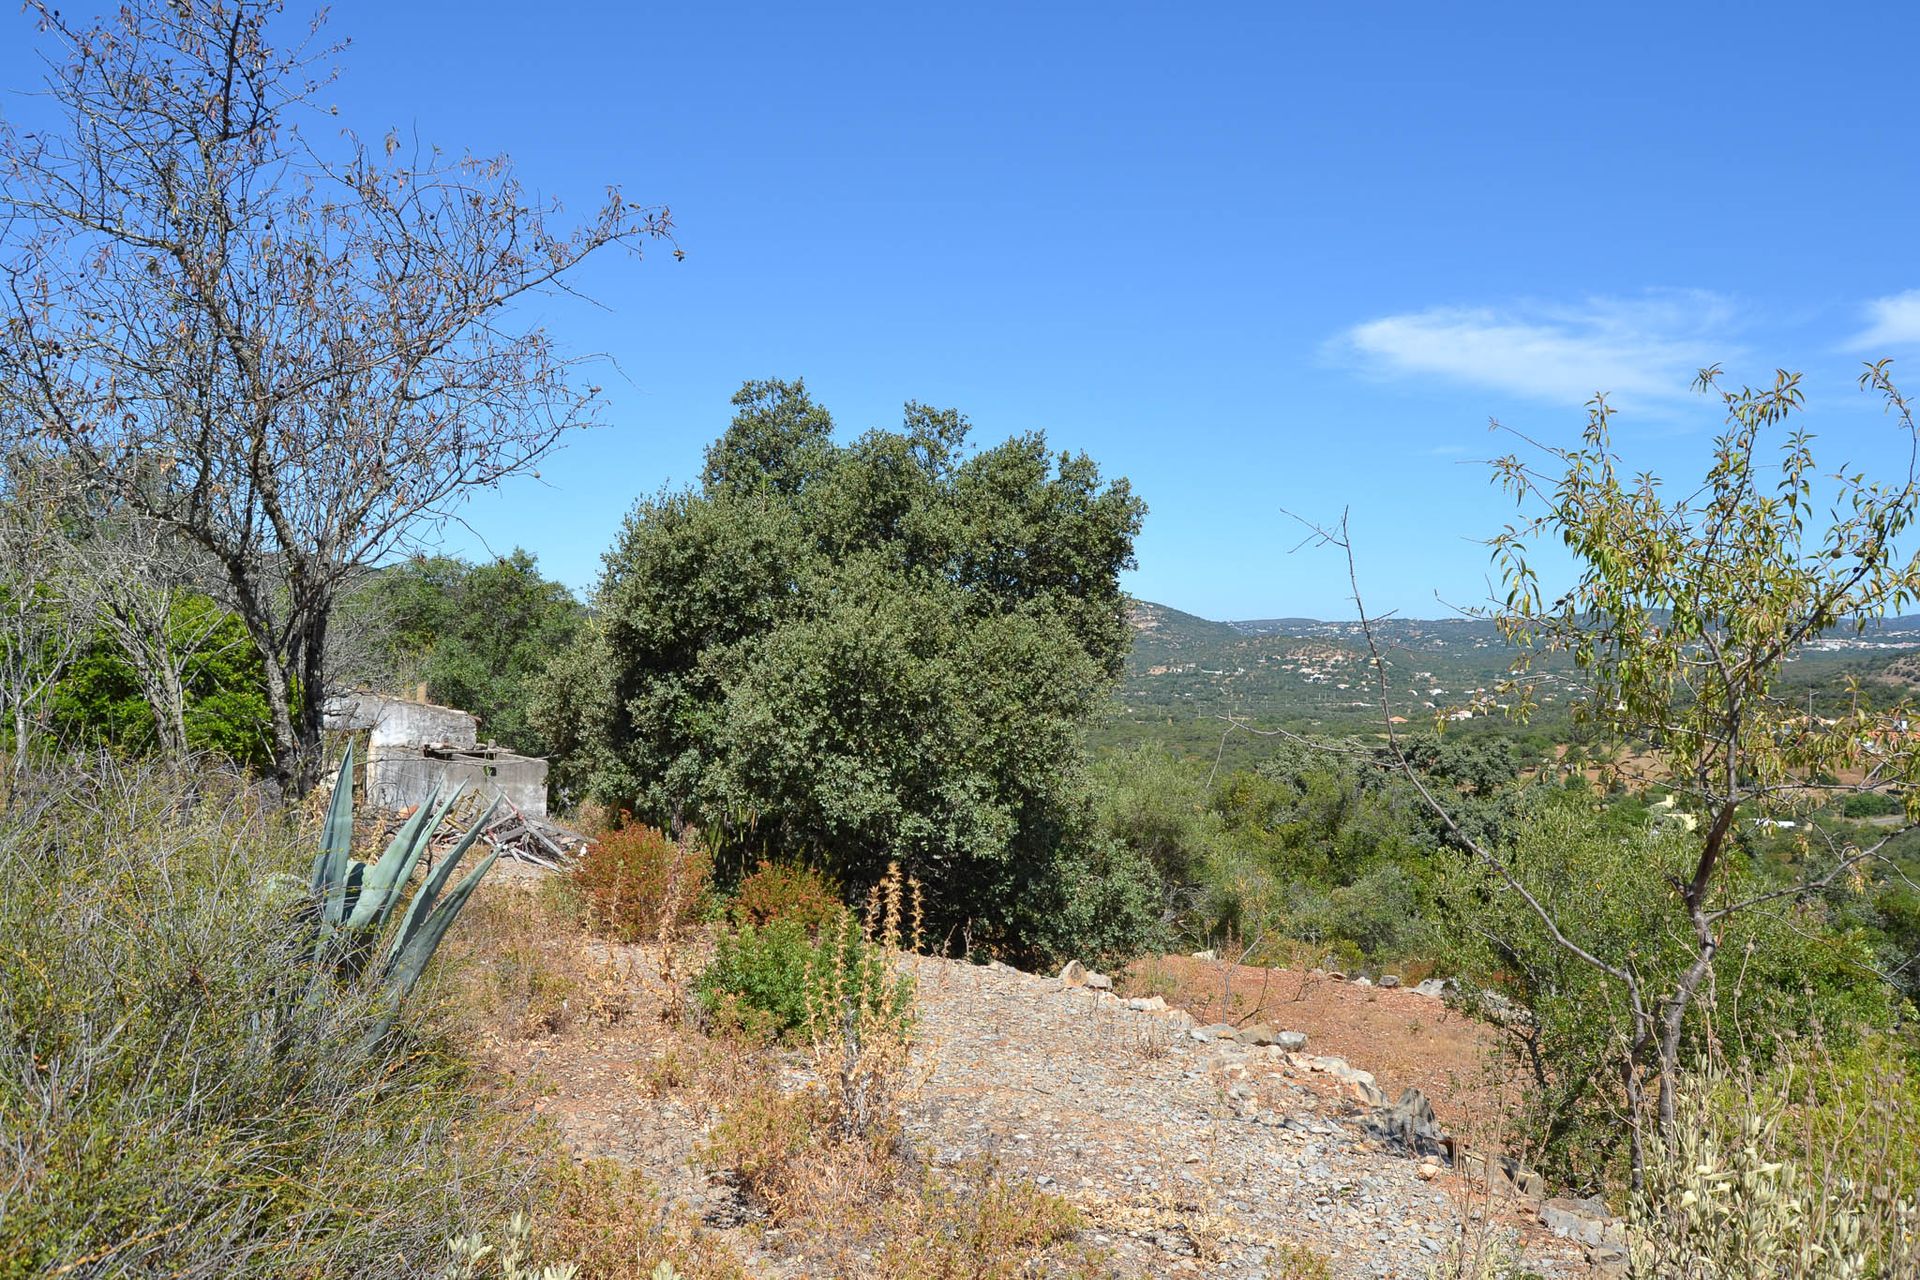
(1103, 601, 1920, 758)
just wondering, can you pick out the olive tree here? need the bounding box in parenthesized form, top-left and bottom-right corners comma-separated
(0, 0, 675, 793)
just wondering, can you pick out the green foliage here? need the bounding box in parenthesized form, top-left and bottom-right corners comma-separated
(1436, 796, 1900, 1189)
(0, 758, 522, 1278)
(698, 908, 912, 1042)
(1010, 836, 1169, 973)
(24, 592, 273, 769)
(1091, 745, 1230, 890)
(348, 550, 581, 758)
(1842, 791, 1904, 819)
(540, 379, 1153, 964)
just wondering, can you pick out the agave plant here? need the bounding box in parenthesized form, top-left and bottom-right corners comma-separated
(308, 742, 499, 1001)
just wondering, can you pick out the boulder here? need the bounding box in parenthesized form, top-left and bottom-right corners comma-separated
(1366, 1086, 1451, 1159)
(1499, 1155, 1547, 1200)
(1126, 995, 1167, 1013)
(1412, 978, 1453, 999)
(1084, 971, 1113, 991)
(1234, 1023, 1279, 1046)
(1540, 1197, 1612, 1247)
(1058, 960, 1088, 987)
(1378, 974, 1402, 989)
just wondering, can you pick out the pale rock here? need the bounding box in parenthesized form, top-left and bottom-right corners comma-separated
(1126, 995, 1167, 1013)
(1347, 1078, 1387, 1107)
(1378, 974, 1402, 989)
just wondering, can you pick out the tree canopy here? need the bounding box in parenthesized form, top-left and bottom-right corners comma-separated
(540, 379, 1156, 962)
(346, 550, 581, 758)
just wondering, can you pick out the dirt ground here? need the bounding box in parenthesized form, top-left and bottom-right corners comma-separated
(1116, 955, 1525, 1138)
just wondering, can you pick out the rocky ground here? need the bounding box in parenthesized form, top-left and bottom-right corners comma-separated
(476, 912, 1620, 1279)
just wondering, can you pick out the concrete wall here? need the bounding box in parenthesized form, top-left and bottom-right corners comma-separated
(324, 693, 546, 816)
(325, 694, 477, 750)
(365, 749, 548, 817)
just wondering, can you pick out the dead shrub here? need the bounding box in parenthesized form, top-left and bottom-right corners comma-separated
(806, 864, 924, 1142)
(698, 1083, 897, 1226)
(542, 1158, 751, 1280)
(572, 818, 710, 943)
(877, 1159, 1112, 1280)
(729, 858, 843, 934)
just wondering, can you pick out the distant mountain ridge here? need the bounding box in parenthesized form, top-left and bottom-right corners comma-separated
(1113, 600, 1920, 741)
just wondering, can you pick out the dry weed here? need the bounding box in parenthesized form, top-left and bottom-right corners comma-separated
(540, 1158, 751, 1280)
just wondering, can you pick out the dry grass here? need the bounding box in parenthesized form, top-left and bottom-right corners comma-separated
(539, 1160, 751, 1280)
(435, 881, 637, 1048)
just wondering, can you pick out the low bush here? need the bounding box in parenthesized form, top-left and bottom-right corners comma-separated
(572, 818, 711, 942)
(698, 916, 820, 1035)
(0, 757, 525, 1279)
(1629, 1048, 1920, 1278)
(729, 857, 843, 934)
(697, 904, 913, 1045)
(1842, 791, 1904, 819)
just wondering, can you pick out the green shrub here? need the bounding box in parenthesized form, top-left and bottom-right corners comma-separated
(699, 917, 819, 1035)
(1842, 791, 1904, 819)
(0, 758, 524, 1278)
(730, 858, 843, 935)
(698, 906, 912, 1043)
(1011, 837, 1167, 972)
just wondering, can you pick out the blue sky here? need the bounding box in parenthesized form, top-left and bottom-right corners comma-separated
(7, 2, 1920, 619)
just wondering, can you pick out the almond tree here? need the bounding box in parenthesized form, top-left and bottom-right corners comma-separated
(1311, 365, 1920, 1184)
(0, 0, 675, 794)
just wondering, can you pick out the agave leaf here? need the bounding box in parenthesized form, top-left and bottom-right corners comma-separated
(383, 848, 498, 999)
(382, 796, 499, 975)
(313, 742, 358, 907)
(344, 783, 462, 931)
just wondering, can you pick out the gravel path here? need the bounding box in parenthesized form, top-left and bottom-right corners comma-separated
(902, 956, 1596, 1279)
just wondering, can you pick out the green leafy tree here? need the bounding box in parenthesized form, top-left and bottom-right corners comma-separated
(539, 379, 1152, 963)
(350, 551, 581, 757)
(46, 594, 273, 770)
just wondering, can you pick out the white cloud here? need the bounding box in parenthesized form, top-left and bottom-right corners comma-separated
(1849, 291, 1920, 350)
(1336, 291, 1738, 407)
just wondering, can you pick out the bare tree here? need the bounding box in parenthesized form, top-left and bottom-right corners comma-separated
(0, 0, 676, 794)
(0, 449, 82, 771)
(63, 502, 232, 756)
